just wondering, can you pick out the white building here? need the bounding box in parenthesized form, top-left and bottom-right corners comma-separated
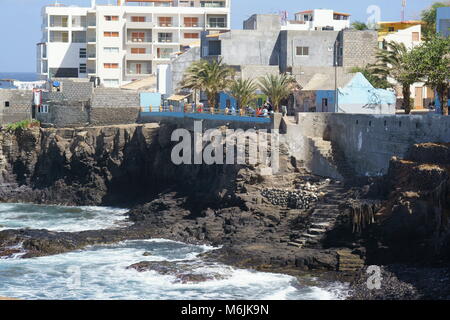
(283, 9, 350, 31)
(37, 0, 231, 87)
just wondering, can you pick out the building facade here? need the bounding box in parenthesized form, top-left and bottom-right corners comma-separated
(283, 9, 351, 31)
(37, 0, 231, 87)
(201, 14, 377, 73)
(377, 21, 424, 50)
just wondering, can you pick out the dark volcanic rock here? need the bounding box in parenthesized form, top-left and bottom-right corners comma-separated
(127, 260, 227, 284)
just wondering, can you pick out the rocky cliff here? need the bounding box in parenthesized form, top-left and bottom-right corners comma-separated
(0, 124, 241, 207)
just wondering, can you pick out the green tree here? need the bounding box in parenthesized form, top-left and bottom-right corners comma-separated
(351, 21, 369, 30)
(258, 74, 297, 112)
(228, 78, 258, 110)
(421, 1, 450, 39)
(409, 36, 450, 115)
(370, 41, 418, 114)
(350, 65, 391, 89)
(181, 58, 235, 109)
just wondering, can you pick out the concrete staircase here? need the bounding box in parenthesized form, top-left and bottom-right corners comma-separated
(288, 184, 345, 248)
(337, 249, 365, 272)
(307, 136, 356, 183)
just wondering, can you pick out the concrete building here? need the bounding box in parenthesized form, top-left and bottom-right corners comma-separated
(377, 21, 424, 50)
(201, 14, 377, 73)
(283, 9, 351, 31)
(37, 0, 231, 87)
(291, 72, 396, 114)
(437, 7, 450, 37)
(376, 21, 435, 110)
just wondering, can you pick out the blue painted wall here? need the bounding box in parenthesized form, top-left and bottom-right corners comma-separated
(140, 92, 162, 112)
(315, 91, 336, 112)
(219, 92, 237, 110)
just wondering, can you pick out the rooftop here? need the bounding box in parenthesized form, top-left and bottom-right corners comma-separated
(295, 9, 351, 16)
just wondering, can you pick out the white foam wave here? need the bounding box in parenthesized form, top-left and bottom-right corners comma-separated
(0, 239, 347, 300)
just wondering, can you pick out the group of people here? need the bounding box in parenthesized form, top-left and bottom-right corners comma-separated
(183, 100, 288, 117)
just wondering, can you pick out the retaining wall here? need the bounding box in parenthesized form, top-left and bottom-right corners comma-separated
(288, 113, 450, 176)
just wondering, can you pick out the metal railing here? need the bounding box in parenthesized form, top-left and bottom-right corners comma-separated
(143, 105, 272, 118)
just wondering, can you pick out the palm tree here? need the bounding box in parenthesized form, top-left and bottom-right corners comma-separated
(351, 21, 369, 30)
(181, 58, 235, 110)
(369, 41, 418, 114)
(258, 74, 297, 112)
(228, 79, 258, 110)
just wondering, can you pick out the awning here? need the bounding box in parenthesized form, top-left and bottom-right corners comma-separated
(167, 94, 190, 101)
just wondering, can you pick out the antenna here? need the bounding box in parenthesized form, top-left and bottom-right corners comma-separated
(401, 0, 407, 22)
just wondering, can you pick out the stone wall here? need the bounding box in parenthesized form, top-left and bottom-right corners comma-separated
(286, 113, 450, 177)
(91, 88, 140, 108)
(341, 30, 378, 68)
(0, 90, 32, 125)
(36, 103, 89, 128)
(90, 107, 141, 126)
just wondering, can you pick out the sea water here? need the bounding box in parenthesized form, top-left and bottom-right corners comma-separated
(0, 204, 348, 300)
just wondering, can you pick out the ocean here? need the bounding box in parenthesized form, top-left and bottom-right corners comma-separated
(0, 203, 348, 300)
(0, 72, 38, 81)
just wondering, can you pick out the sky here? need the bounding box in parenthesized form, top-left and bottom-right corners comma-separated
(0, 0, 439, 72)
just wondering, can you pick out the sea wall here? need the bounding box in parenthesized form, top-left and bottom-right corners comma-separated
(288, 113, 450, 177)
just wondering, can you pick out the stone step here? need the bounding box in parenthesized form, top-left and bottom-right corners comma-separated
(311, 222, 332, 229)
(310, 217, 336, 223)
(288, 242, 303, 248)
(308, 228, 327, 235)
(312, 212, 338, 219)
(301, 233, 320, 239)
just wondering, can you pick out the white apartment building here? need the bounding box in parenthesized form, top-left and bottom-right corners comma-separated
(283, 9, 351, 31)
(37, 0, 231, 87)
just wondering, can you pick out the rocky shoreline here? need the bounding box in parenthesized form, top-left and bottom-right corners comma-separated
(0, 125, 449, 300)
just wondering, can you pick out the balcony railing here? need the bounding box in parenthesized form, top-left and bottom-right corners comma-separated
(207, 22, 227, 28)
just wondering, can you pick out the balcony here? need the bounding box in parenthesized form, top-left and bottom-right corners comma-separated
(207, 22, 227, 28)
(126, 53, 153, 60)
(126, 21, 155, 29)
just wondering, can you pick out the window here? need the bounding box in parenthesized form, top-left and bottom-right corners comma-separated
(105, 16, 119, 21)
(131, 48, 146, 54)
(184, 33, 199, 39)
(412, 32, 420, 41)
(184, 17, 199, 27)
(72, 31, 86, 43)
(388, 26, 395, 32)
(157, 48, 173, 59)
(50, 31, 69, 43)
(4, 101, 10, 107)
(131, 16, 146, 22)
(131, 32, 146, 42)
(79, 63, 87, 74)
(79, 48, 87, 58)
(158, 17, 173, 27)
(38, 105, 49, 113)
(104, 47, 119, 53)
(50, 15, 68, 27)
(296, 46, 309, 56)
(104, 63, 119, 69)
(208, 16, 226, 28)
(104, 31, 119, 37)
(158, 32, 173, 43)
